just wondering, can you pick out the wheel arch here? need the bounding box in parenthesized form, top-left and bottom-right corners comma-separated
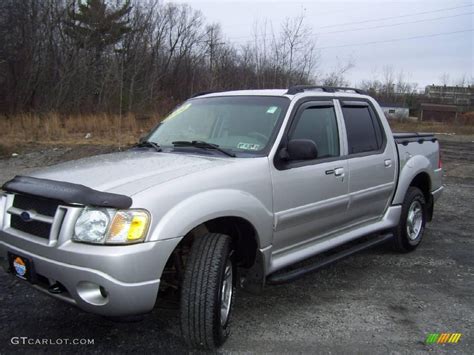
(159, 215, 267, 294)
(149, 189, 272, 289)
(392, 155, 433, 206)
(409, 172, 431, 202)
(393, 162, 433, 222)
(148, 189, 273, 246)
(177, 216, 261, 269)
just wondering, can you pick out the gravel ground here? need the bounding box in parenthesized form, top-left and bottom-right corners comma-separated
(0, 138, 472, 354)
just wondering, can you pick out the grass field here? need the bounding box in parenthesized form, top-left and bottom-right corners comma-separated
(389, 119, 474, 135)
(0, 112, 473, 156)
(0, 113, 158, 146)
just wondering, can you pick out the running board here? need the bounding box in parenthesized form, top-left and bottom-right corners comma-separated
(267, 233, 393, 285)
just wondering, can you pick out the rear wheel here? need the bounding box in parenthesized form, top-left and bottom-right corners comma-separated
(392, 187, 427, 252)
(180, 233, 234, 349)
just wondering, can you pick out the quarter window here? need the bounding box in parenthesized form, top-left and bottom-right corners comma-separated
(342, 105, 384, 154)
(290, 106, 340, 159)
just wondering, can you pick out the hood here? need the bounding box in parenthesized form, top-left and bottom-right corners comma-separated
(29, 150, 233, 196)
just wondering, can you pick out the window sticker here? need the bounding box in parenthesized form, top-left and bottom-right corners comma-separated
(237, 142, 261, 151)
(163, 103, 192, 122)
(266, 106, 278, 114)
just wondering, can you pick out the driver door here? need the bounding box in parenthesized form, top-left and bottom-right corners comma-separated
(270, 100, 350, 252)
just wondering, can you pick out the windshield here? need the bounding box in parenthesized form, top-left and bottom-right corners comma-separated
(147, 96, 290, 155)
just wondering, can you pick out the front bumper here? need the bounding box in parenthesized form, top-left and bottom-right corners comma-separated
(0, 232, 181, 317)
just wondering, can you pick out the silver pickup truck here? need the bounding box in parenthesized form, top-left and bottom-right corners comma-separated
(0, 86, 443, 349)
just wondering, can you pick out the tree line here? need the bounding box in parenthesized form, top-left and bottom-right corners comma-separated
(0, 0, 318, 115)
(2, 0, 470, 117)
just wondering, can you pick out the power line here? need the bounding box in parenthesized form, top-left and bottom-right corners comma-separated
(316, 3, 473, 29)
(318, 12, 474, 35)
(315, 28, 473, 50)
(226, 3, 473, 42)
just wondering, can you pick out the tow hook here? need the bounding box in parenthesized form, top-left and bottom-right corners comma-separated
(48, 282, 66, 294)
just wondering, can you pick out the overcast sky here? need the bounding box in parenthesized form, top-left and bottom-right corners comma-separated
(172, 0, 473, 89)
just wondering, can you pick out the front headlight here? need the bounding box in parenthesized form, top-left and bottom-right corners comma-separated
(74, 208, 112, 243)
(73, 208, 150, 245)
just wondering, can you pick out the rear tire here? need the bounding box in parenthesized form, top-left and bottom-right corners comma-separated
(392, 186, 427, 252)
(180, 233, 234, 349)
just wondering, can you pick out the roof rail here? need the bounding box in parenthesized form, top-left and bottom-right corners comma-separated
(286, 85, 367, 95)
(190, 90, 219, 98)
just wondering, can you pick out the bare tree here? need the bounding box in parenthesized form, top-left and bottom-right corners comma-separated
(279, 13, 315, 86)
(320, 57, 355, 87)
(0, 0, 319, 115)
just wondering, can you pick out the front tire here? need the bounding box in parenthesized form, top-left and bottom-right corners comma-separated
(180, 233, 234, 349)
(392, 186, 427, 252)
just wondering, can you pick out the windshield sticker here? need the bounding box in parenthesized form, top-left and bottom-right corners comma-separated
(163, 103, 192, 122)
(266, 106, 278, 114)
(237, 142, 261, 151)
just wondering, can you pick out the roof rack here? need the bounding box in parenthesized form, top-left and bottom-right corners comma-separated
(286, 85, 367, 95)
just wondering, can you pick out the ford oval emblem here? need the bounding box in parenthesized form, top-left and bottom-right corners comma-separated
(20, 211, 32, 222)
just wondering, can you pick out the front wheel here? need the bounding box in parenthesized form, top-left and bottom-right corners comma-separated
(180, 233, 234, 349)
(392, 186, 427, 252)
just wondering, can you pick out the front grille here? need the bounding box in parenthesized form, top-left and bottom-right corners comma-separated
(9, 194, 62, 240)
(10, 215, 51, 239)
(12, 194, 60, 217)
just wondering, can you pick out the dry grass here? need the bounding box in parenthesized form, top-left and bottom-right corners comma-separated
(0, 112, 160, 146)
(389, 120, 474, 136)
(389, 111, 474, 135)
(1, 112, 473, 152)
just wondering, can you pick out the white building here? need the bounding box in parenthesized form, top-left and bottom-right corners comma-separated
(380, 104, 409, 120)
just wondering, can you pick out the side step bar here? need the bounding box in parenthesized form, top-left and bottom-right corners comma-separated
(267, 233, 393, 285)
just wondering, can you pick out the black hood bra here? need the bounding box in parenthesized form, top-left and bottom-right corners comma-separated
(2, 175, 132, 209)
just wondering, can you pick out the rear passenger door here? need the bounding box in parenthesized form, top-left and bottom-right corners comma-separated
(271, 100, 350, 252)
(339, 100, 396, 225)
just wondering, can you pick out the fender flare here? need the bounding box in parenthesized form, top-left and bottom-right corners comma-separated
(147, 189, 273, 248)
(392, 155, 432, 205)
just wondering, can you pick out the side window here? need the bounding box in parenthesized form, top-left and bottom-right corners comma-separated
(290, 106, 340, 158)
(342, 105, 384, 154)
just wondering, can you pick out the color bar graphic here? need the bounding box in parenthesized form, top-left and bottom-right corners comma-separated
(425, 333, 462, 344)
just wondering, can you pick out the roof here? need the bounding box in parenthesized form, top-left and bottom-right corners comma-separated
(420, 103, 457, 112)
(426, 85, 473, 92)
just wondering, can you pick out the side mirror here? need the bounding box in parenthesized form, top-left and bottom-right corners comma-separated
(280, 139, 318, 161)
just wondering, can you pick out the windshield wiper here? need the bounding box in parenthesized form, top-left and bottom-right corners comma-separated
(134, 140, 162, 152)
(172, 140, 236, 157)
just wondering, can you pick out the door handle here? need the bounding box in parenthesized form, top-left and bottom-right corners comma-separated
(334, 167, 345, 177)
(326, 168, 344, 177)
(384, 159, 392, 168)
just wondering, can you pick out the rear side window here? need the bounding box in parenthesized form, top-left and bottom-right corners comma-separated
(342, 105, 384, 154)
(290, 106, 340, 158)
